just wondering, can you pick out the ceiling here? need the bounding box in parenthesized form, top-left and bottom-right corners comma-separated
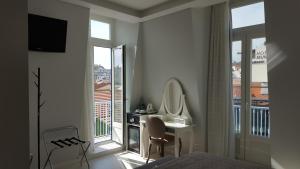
(105, 0, 171, 10)
(61, 0, 226, 22)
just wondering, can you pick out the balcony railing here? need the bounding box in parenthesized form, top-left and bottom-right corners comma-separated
(234, 105, 270, 137)
(234, 105, 241, 133)
(94, 101, 111, 142)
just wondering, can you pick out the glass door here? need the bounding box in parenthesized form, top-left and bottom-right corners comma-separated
(231, 40, 243, 159)
(93, 46, 112, 144)
(231, 1, 270, 165)
(232, 32, 270, 165)
(112, 45, 125, 145)
(244, 36, 270, 164)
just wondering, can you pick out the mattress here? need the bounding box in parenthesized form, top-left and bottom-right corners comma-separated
(136, 152, 270, 169)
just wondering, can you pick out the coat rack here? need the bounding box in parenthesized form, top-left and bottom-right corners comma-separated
(32, 67, 46, 169)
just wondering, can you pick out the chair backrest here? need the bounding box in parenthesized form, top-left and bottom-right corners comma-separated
(146, 117, 166, 139)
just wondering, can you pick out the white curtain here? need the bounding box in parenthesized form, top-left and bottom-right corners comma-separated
(82, 45, 95, 152)
(207, 2, 235, 158)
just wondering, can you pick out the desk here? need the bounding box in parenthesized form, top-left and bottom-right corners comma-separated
(140, 119, 194, 158)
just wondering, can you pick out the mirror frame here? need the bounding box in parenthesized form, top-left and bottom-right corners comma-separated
(162, 78, 184, 116)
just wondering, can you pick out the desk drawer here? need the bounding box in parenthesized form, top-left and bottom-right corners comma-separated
(165, 127, 175, 133)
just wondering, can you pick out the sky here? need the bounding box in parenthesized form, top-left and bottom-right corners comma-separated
(92, 20, 123, 69)
(231, 2, 265, 29)
(91, 20, 110, 40)
(94, 46, 123, 69)
(231, 2, 265, 63)
(94, 47, 111, 69)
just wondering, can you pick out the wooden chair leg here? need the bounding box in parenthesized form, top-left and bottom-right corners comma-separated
(179, 138, 182, 157)
(160, 143, 164, 157)
(146, 143, 152, 164)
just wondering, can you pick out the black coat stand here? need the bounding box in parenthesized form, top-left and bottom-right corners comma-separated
(33, 68, 45, 169)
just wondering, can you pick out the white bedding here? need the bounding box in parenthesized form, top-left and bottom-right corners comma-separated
(136, 152, 270, 169)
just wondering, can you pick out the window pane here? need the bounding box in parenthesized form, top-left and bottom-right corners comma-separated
(250, 37, 270, 137)
(93, 46, 112, 143)
(112, 47, 123, 124)
(91, 20, 110, 40)
(232, 2, 265, 29)
(232, 41, 242, 134)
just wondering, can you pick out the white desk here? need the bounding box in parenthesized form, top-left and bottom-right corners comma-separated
(140, 120, 194, 158)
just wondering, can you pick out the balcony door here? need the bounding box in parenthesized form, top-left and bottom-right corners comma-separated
(231, 1, 270, 165)
(92, 45, 125, 146)
(111, 45, 125, 145)
(93, 46, 112, 143)
(90, 18, 125, 147)
(232, 25, 270, 165)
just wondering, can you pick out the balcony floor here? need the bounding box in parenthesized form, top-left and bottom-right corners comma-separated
(94, 136, 111, 144)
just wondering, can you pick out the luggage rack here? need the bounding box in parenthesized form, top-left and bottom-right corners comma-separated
(42, 126, 90, 169)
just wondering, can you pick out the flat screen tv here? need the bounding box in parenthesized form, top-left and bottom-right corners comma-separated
(28, 14, 67, 52)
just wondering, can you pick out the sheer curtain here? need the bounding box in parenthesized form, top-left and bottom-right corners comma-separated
(82, 45, 95, 152)
(206, 2, 235, 158)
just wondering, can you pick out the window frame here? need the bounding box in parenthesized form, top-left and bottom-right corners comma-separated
(231, 0, 265, 29)
(230, 0, 269, 161)
(89, 14, 115, 145)
(89, 14, 114, 48)
(230, 0, 264, 9)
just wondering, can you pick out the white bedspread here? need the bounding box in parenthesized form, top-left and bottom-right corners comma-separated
(137, 152, 270, 169)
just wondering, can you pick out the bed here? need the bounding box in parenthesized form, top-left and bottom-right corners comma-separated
(136, 152, 270, 169)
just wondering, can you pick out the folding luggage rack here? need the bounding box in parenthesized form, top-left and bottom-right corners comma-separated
(42, 126, 90, 169)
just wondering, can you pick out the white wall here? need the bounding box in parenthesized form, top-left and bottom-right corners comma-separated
(113, 20, 140, 112)
(141, 8, 211, 151)
(28, 0, 89, 167)
(265, 0, 300, 169)
(0, 1, 28, 169)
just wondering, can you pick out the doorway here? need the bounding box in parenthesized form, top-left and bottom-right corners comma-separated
(92, 45, 125, 146)
(231, 1, 270, 165)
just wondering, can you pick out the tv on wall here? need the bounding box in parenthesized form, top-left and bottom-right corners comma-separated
(28, 14, 68, 53)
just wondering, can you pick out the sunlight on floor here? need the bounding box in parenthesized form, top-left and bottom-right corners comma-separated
(116, 151, 154, 169)
(58, 146, 176, 169)
(94, 142, 122, 154)
(59, 151, 153, 169)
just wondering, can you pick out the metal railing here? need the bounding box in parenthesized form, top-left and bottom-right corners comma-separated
(94, 101, 111, 140)
(234, 105, 241, 133)
(234, 105, 270, 137)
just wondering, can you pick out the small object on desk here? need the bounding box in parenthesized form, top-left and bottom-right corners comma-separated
(140, 110, 146, 114)
(146, 104, 153, 112)
(174, 117, 186, 125)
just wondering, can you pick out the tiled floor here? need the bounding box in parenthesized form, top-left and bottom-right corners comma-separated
(57, 142, 176, 169)
(60, 151, 153, 169)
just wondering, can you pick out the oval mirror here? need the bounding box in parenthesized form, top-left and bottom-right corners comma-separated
(162, 79, 183, 116)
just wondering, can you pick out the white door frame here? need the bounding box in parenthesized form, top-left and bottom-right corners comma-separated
(111, 45, 126, 147)
(232, 24, 270, 165)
